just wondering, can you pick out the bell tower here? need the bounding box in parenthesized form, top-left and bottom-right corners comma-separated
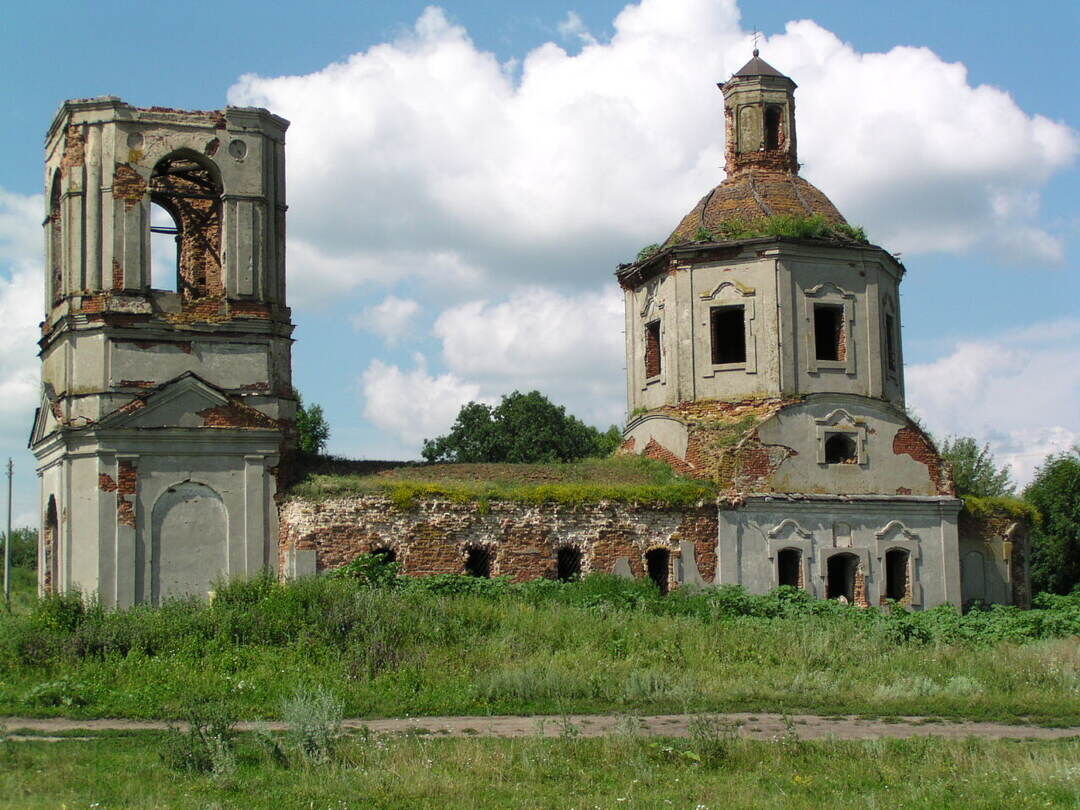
(32, 98, 295, 606)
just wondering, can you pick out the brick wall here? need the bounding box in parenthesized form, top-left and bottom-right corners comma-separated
(280, 496, 718, 584)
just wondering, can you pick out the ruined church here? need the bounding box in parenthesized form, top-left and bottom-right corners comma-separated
(33, 55, 1028, 609)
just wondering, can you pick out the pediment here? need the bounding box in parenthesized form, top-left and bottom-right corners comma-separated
(29, 388, 62, 446)
(98, 373, 233, 429)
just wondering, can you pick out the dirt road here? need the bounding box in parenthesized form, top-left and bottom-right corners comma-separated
(3, 713, 1078, 742)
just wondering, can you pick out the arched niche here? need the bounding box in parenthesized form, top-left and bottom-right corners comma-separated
(148, 481, 227, 604)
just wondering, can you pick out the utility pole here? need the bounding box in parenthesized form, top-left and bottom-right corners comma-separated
(5, 458, 11, 607)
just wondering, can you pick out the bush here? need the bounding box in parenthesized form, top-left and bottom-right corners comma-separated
(281, 686, 344, 767)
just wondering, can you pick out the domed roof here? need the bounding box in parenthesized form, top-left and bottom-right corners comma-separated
(664, 170, 848, 248)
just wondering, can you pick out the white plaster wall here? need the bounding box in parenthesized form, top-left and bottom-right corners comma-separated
(717, 497, 961, 607)
(757, 395, 940, 496)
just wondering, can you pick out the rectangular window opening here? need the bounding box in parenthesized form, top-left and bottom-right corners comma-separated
(644, 320, 661, 378)
(814, 303, 845, 362)
(885, 314, 897, 372)
(710, 305, 746, 365)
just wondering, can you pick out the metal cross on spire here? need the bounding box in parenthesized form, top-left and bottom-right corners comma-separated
(752, 29, 761, 56)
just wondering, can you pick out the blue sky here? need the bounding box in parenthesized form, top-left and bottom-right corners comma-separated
(1, 0, 1077, 525)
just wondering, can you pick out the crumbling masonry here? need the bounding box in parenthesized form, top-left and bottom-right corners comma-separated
(32, 98, 293, 607)
(37, 57, 1028, 609)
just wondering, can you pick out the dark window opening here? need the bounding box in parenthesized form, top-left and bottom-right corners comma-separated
(645, 548, 670, 595)
(885, 549, 910, 602)
(814, 303, 845, 362)
(371, 547, 396, 565)
(777, 548, 801, 588)
(764, 106, 781, 150)
(150, 202, 180, 292)
(710, 305, 746, 365)
(885, 314, 897, 372)
(465, 547, 491, 578)
(556, 547, 582, 582)
(824, 433, 858, 465)
(826, 554, 858, 601)
(49, 172, 62, 303)
(43, 495, 58, 595)
(644, 320, 661, 378)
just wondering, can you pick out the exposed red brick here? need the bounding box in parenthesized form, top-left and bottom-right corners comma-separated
(724, 103, 797, 176)
(115, 460, 137, 527)
(896, 487, 912, 495)
(112, 164, 146, 210)
(60, 125, 85, 174)
(99, 473, 117, 492)
(892, 426, 953, 495)
(119, 379, 155, 388)
(112, 259, 124, 291)
(126, 339, 193, 354)
(642, 438, 696, 477)
(644, 321, 661, 378)
(197, 400, 278, 429)
(281, 497, 716, 586)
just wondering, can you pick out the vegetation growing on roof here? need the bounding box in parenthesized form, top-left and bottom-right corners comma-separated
(636, 242, 661, 261)
(960, 495, 1039, 527)
(287, 454, 717, 508)
(687, 214, 868, 246)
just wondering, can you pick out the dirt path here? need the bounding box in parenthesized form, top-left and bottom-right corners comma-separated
(3, 713, 1079, 742)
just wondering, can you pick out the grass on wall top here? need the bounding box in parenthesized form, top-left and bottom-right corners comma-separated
(287, 455, 717, 508)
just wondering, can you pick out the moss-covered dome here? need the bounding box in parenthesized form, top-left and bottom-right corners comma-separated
(663, 171, 847, 248)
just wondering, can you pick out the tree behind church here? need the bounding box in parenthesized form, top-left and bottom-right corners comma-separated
(1025, 448, 1080, 595)
(940, 436, 1015, 498)
(422, 391, 621, 463)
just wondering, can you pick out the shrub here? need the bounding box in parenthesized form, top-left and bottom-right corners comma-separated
(281, 686, 344, 767)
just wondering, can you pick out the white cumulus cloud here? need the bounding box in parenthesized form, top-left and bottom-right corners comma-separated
(354, 295, 422, 345)
(0, 188, 44, 425)
(360, 354, 483, 446)
(228, 0, 1076, 307)
(434, 285, 625, 427)
(906, 318, 1080, 486)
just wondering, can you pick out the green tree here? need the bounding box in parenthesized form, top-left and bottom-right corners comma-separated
(1025, 447, 1080, 595)
(1, 528, 37, 569)
(940, 436, 1015, 498)
(295, 395, 330, 455)
(422, 391, 621, 464)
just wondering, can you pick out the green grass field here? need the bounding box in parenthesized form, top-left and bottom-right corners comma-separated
(0, 570, 1077, 723)
(0, 731, 1076, 808)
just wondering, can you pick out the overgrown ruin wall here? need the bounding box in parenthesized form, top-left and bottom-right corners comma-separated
(279, 496, 718, 584)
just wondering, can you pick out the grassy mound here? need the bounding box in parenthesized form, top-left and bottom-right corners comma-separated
(288, 455, 717, 507)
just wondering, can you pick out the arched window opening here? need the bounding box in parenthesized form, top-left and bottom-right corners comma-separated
(826, 553, 858, 601)
(465, 546, 491, 578)
(149, 152, 222, 300)
(885, 549, 910, 602)
(371, 547, 396, 565)
(49, 172, 63, 303)
(825, 433, 858, 465)
(764, 106, 782, 150)
(645, 548, 670, 595)
(556, 547, 582, 582)
(777, 548, 801, 588)
(150, 202, 180, 292)
(43, 495, 58, 595)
